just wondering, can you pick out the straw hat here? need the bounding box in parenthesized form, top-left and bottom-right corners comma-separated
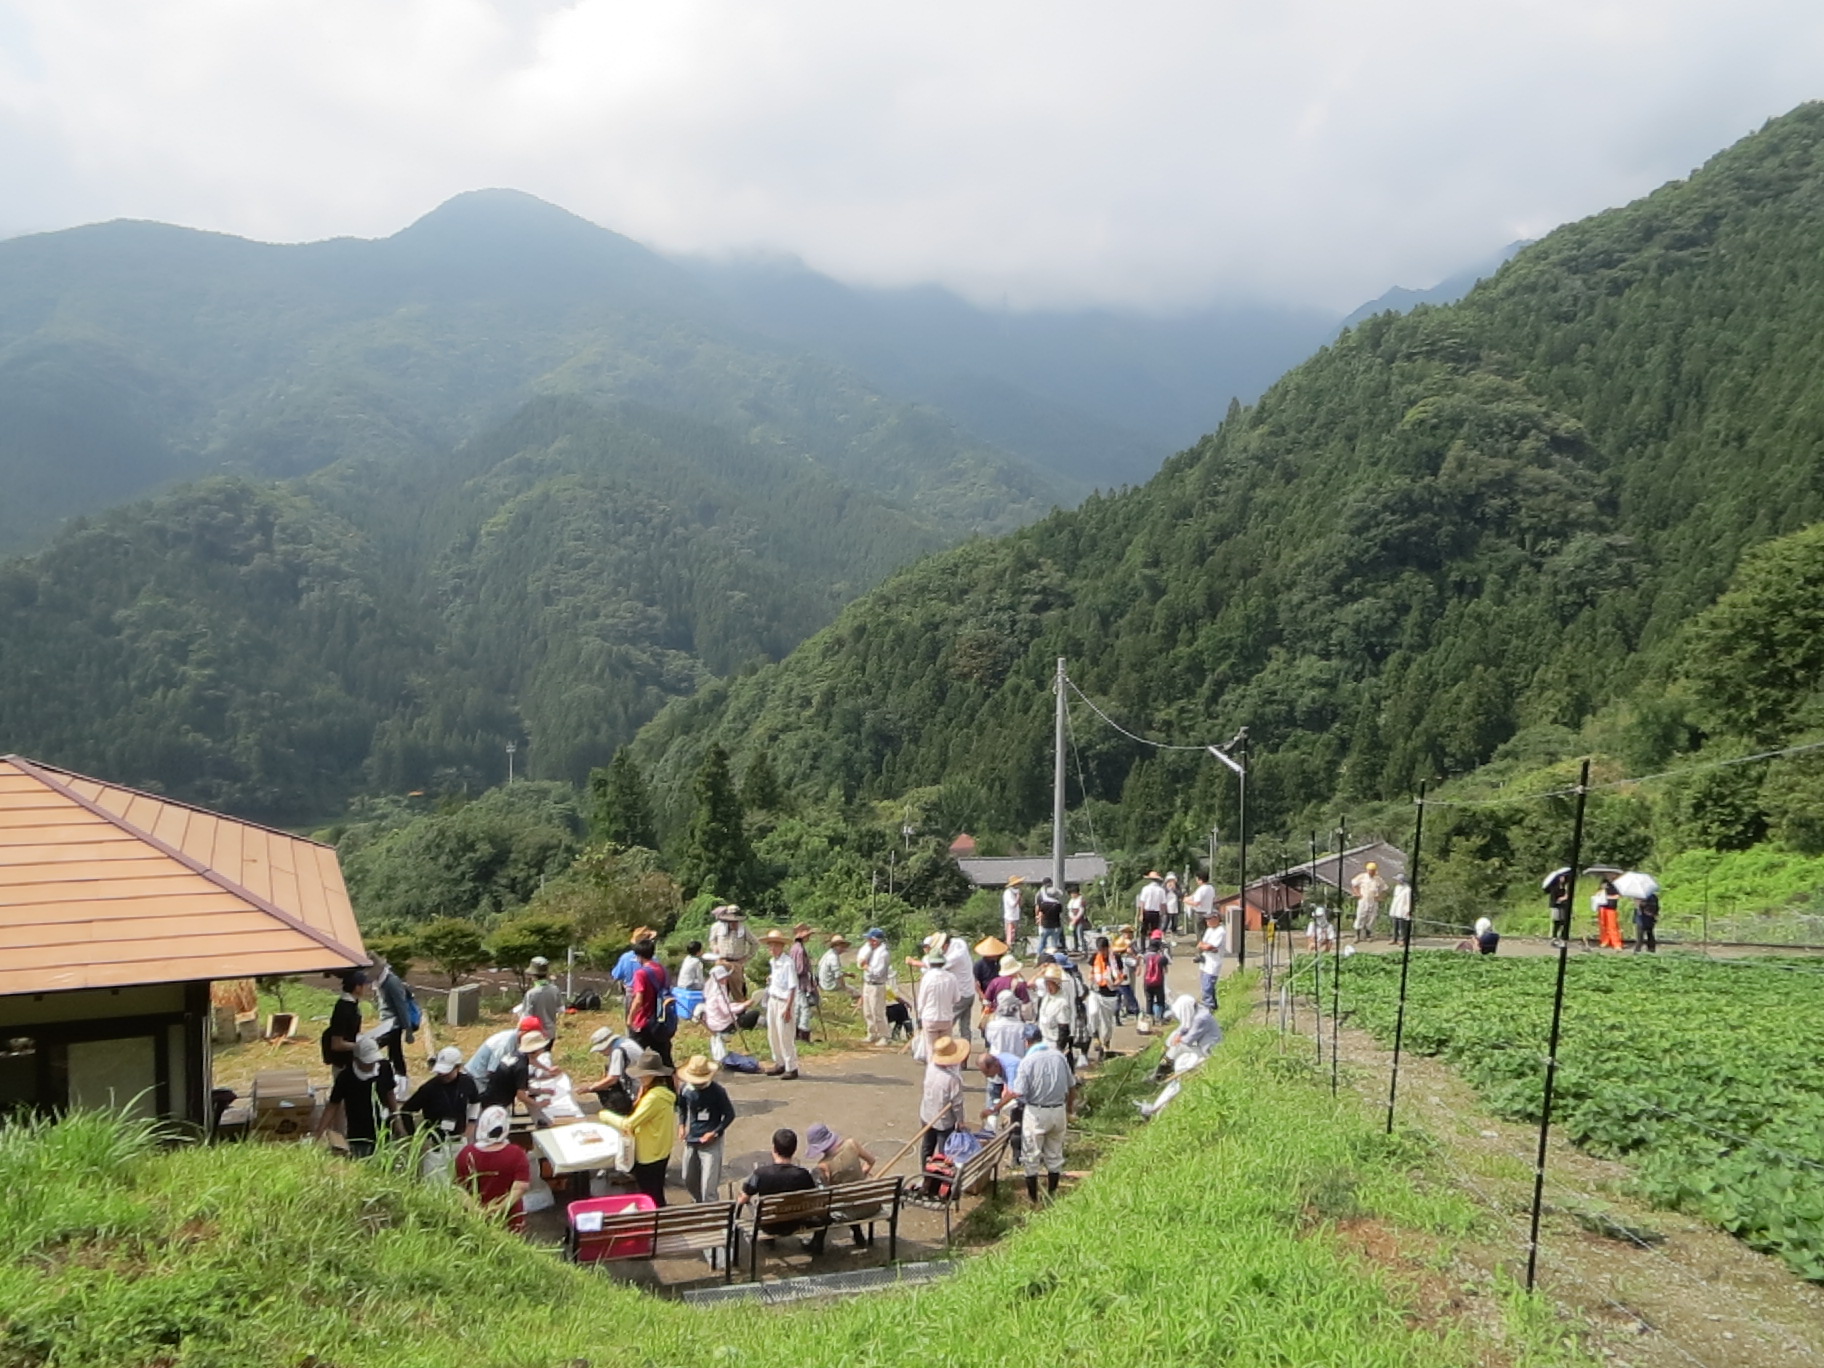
(713, 904, 746, 922)
(923, 931, 947, 953)
(626, 1049, 671, 1079)
(760, 928, 789, 946)
(792, 922, 815, 939)
(998, 955, 1022, 974)
(975, 935, 1008, 958)
(630, 926, 656, 943)
(1112, 935, 1133, 952)
(518, 1029, 551, 1053)
(827, 934, 851, 949)
(1037, 964, 1064, 985)
(1144, 870, 1163, 881)
(676, 1055, 716, 1087)
(930, 1036, 971, 1067)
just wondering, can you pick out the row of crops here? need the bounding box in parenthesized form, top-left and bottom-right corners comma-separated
(1337, 951, 1824, 1281)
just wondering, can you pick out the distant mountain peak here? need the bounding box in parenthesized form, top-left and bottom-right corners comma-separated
(393, 188, 631, 247)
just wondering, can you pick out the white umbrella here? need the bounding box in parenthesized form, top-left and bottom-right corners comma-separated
(1615, 871, 1659, 900)
(1541, 867, 1572, 890)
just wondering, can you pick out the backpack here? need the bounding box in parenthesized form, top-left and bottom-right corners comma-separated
(721, 1051, 761, 1074)
(1143, 951, 1166, 989)
(403, 982, 423, 1032)
(570, 989, 603, 1012)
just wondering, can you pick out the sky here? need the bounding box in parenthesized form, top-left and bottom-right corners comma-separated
(1, 1, 1820, 313)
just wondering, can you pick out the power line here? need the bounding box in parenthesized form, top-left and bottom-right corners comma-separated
(1063, 677, 1215, 753)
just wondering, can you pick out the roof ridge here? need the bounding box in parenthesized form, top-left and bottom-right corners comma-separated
(5, 756, 367, 969)
(1, 755, 335, 851)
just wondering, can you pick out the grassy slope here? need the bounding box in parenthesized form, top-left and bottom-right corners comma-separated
(0, 1019, 1583, 1368)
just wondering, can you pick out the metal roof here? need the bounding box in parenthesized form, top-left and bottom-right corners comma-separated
(957, 855, 1109, 887)
(1274, 840, 1407, 891)
(0, 755, 367, 996)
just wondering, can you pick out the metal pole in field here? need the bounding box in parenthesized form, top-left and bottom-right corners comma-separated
(1386, 782, 1425, 1134)
(1310, 830, 1322, 1064)
(1331, 822, 1345, 1097)
(1526, 758, 1591, 1293)
(1237, 730, 1249, 970)
(1052, 657, 1068, 897)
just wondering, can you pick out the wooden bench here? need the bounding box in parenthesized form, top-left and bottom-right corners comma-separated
(563, 1200, 739, 1283)
(906, 1127, 1015, 1244)
(740, 1176, 905, 1281)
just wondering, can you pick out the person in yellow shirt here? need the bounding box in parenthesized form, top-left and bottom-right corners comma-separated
(601, 1050, 677, 1206)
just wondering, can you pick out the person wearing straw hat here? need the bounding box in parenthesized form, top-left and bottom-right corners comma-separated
(986, 954, 1031, 1015)
(1136, 871, 1168, 941)
(400, 1045, 479, 1177)
(601, 1049, 676, 1206)
(919, 1035, 971, 1170)
(1001, 876, 1025, 949)
(805, 1122, 882, 1247)
(708, 905, 760, 998)
(972, 935, 1007, 1016)
(1350, 862, 1388, 942)
(456, 1105, 531, 1230)
(857, 927, 894, 1046)
(759, 929, 801, 1078)
(674, 1055, 736, 1205)
(817, 933, 853, 999)
(1033, 964, 1076, 1063)
(914, 941, 959, 1060)
(790, 922, 819, 1042)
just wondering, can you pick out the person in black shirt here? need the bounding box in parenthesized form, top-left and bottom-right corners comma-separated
(479, 1028, 548, 1118)
(739, 1127, 824, 1253)
(322, 971, 369, 1073)
(318, 1036, 397, 1158)
(401, 1046, 479, 1180)
(674, 1055, 737, 1203)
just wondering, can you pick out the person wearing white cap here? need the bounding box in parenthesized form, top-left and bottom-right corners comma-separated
(317, 1034, 399, 1158)
(857, 928, 893, 1046)
(456, 1106, 530, 1230)
(477, 1028, 551, 1121)
(760, 929, 800, 1079)
(400, 1046, 478, 1177)
(914, 941, 959, 1059)
(520, 956, 562, 1039)
(1162, 873, 1182, 936)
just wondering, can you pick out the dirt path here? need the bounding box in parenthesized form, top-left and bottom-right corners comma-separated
(1252, 963, 1824, 1368)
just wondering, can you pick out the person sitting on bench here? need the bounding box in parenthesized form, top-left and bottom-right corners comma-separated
(739, 1127, 826, 1254)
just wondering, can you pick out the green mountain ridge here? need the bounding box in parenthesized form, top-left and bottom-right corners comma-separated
(628, 103, 1824, 849)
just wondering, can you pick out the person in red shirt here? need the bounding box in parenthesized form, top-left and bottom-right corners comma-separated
(456, 1105, 531, 1232)
(627, 938, 676, 1067)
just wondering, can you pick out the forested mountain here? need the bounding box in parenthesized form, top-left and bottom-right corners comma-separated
(0, 189, 1071, 553)
(1336, 240, 1531, 332)
(629, 104, 1824, 852)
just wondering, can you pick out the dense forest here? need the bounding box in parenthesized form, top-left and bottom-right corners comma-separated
(629, 103, 1824, 901)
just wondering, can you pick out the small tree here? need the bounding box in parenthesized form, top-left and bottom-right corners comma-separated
(256, 974, 299, 1013)
(364, 932, 418, 979)
(418, 918, 488, 987)
(678, 744, 757, 902)
(588, 751, 660, 850)
(486, 914, 577, 990)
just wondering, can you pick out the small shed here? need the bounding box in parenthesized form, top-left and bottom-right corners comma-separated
(0, 755, 367, 1129)
(1275, 840, 1407, 894)
(1218, 876, 1307, 931)
(956, 854, 1109, 888)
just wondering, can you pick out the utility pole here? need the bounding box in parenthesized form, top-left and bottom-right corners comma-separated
(1053, 657, 1068, 896)
(1208, 728, 1249, 966)
(506, 741, 516, 784)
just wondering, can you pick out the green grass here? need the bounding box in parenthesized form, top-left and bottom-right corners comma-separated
(0, 1023, 1596, 1368)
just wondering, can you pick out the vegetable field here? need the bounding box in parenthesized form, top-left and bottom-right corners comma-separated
(1341, 952, 1824, 1280)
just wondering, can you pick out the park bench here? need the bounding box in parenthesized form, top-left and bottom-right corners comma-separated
(563, 1199, 739, 1283)
(740, 1176, 905, 1281)
(905, 1127, 1015, 1244)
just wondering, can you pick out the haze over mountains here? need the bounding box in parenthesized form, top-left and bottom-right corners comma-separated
(0, 178, 1523, 818)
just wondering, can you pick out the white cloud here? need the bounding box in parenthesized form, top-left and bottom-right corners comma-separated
(0, 0, 1819, 309)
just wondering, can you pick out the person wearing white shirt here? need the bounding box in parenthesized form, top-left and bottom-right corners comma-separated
(1001, 879, 1024, 948)
(943, 934, 976, 1043)
(857, 928, 893, 1046)
(1196, 909, 1228, 1010)
(915, 947, 960, 1056)
(1136, 872, 1168, 939)
(1188, 874, 1217, 923)
(759, 929, 800, 1079)
(1067, 887, 1088, 954)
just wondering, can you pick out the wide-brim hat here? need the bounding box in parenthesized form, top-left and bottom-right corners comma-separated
(630, 926, 656, 943)
(519, 1029, 551, 1053)
(588, 1026, 619, 1053)
(627, 1049, 671, 1079)
(975, 936, 1008, 958)
(1006, 876, 1025, 886)
(923, 931, 947, 953)
(930, 1036, 971, 1067)
(792, 922, 815, 938)
(998, 955, 1022, 974)
(676, 1055, 716, 1087)
(1038, 964, 1064, 984)
(760, 928, 789, 945)
(1145, 871, 1163, 881)
(713, 904, 745, 921)
(827, 934, 851, 949)
(1112, 936, 1133, 951)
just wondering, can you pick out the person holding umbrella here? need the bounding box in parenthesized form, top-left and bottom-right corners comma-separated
(1594, 877, 1625, 950)
(1543, 868, 1574, 947)
(1615, 871, 1661, 953)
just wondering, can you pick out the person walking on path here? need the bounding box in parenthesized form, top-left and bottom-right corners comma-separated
(1002, 877, 1025, 952)
(804, 1123, 882, 1248)
(760, 929, 801, 1079)
(627, 938, 676, 1067)
(940, 931, 976, 1044)
(919, 1035, 970, 1170)
(370, 960, 415, 1080)
(1163, 874, 1182, 936)
(1350, 862, 1388, 942)
(708, 905, 760, 999)
(1546, 870, 1574, 947)
(1633, 893, 1660, 953)
(1388, 875, 1414, 947)
(915, 941, 960, 1059)
(601, 1049, 676, 1206)
(994, 1034, 1077, 1204)
(674, 1055, 736, 1204)
(857, 928, 893, 1046)
(456, 1106, 530, 1230)
(791, 922, 819, 1042)
(1067, 885, 1089, 954)
(1136, 872, 1168, 941)
(1595, 879, 1625, 950)
(1035, 878, 1066, 955)
(1196, 909, 1227, 1011)
(1141, 931, 1171, 1026)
